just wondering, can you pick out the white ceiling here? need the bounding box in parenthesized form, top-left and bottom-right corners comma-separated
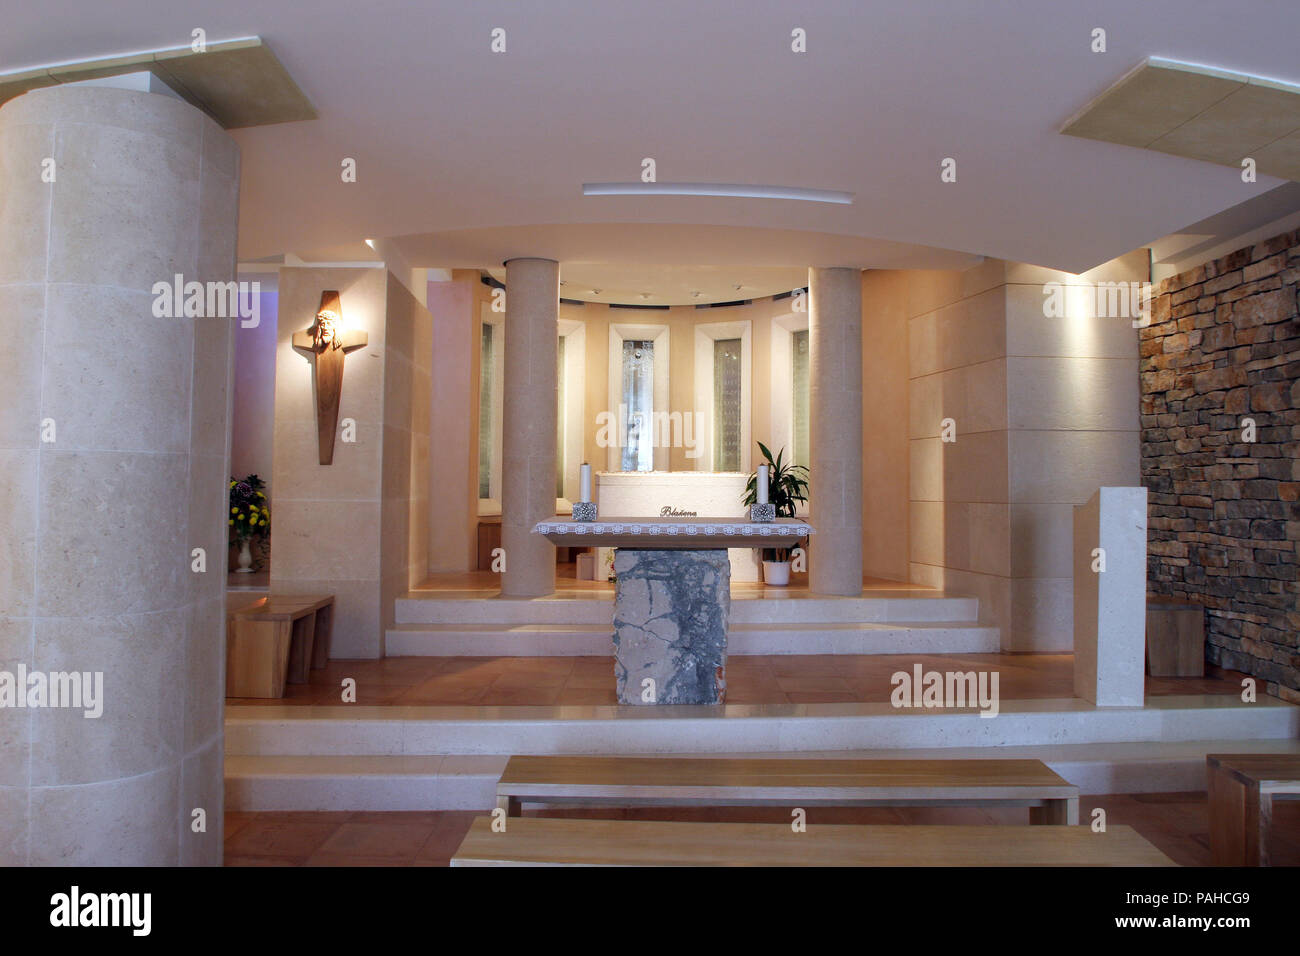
(489, 262, 811, 306)
(5, 0, 1300, 275)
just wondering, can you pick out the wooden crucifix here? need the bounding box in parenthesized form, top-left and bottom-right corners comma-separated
(292, 291, 368, 465)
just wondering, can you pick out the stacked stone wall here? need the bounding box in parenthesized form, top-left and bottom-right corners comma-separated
(1140, 228, 1300, 702)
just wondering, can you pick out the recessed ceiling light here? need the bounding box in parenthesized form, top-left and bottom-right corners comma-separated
(582, 182, 853, 204)
(591, 289, 601, 295)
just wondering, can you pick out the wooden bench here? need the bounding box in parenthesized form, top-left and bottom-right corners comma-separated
(226, 594, 335, 698)
(451, 817, 1173, 866)
(1208, 753, 1300, 866)
(1146, 595, 1205, 677)
(495, 756, 1080, 824)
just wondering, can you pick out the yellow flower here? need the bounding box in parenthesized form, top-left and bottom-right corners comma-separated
(230, 507, 237, 514)
(228, 519, 234, 526)
(257, 492, 265, 499)
(229, 481, 236, 489)
(238, 514, 245, 521)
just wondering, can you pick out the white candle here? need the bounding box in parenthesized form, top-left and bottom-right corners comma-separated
(580, 463, 592, 503)
(757, 464, 769, 505)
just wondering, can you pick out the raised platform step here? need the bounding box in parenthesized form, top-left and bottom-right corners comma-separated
(384, 620, 1000, 657)
(225, 755, 499, 811)
(394, 590, 981, 627)
(226, 695, 1298, 760)
(223, 738, 1300, 811)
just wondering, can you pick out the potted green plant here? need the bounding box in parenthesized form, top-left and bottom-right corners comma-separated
(741, 442, 808, 586)
(229, 474, 270, 573)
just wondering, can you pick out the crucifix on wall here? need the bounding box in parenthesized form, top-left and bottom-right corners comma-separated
(292, 290, 368, 465)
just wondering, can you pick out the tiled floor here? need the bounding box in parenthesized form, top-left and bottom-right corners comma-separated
(223, 795, 1300, 867)
(226, 652, 1248, 707)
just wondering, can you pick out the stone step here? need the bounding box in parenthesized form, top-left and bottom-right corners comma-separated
(224, 755, 503, 811)
(222, 739, 1300, 811)
(394, 592, 981, 626)
(225, 695, 1299, 760)
(384, 621, 1000, 656)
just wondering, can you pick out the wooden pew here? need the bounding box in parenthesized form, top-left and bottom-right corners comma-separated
(451, 817, 1173, 866)
(226, 594, 335, 698)
(495, 756, 1080, 824)
(1208, 753, 1300, 866)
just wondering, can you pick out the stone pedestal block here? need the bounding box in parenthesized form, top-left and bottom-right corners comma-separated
(1073, 486, 1148, 706)
(613, 549, 730, 705)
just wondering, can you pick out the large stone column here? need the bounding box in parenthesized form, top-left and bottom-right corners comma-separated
(0, 83, 238, 865)
(809, 267, 864, 595)
(500, 258, 559, 597)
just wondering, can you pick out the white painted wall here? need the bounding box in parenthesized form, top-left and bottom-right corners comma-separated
(230, 285, 279, 485)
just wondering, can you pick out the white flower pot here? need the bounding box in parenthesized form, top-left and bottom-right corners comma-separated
(762, 560, 791, 586)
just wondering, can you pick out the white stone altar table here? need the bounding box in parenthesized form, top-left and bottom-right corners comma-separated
(534, 518, 814, 705)
(534, 517, 813, 550)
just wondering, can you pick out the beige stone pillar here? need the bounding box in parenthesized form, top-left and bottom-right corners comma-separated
(0, 83, 238, 864)
(809, 267, 864, 595)
(500, 258, 559, 596)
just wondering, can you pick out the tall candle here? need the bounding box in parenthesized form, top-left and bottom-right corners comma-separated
(580, 463, 592, 503)
(757, 464, 769, 505)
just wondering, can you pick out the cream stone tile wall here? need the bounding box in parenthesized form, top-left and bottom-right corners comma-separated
(426, 270, 479, 571)
(271, 266, 388, 658)
(0, 84, 238, 865)
(897, 253, 1144, 650)
(906, 274, 1012, 635)
(272, 267, 433, 653)
(1003, 252, 1145, 650)
(381, 273, 432, 637)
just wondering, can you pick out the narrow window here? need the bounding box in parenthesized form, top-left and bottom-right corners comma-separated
(621, 340, 654, 471)
(713, 337, 742, 471)
(792, 328, 809, 468)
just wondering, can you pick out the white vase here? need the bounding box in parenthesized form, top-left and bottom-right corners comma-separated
(762, 560, 791, 586)
(235, 538, 254, 573)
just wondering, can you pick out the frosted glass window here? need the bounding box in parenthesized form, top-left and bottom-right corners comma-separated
(478, 323, 495, 498)
(792, 328, 809, 469)
(621, 340, 654, 472)
(713, 337, 742, 472)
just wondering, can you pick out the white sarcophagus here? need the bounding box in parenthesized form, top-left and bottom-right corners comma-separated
(592, 471, 761, 581)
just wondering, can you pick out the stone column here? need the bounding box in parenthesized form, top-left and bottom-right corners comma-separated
(0, 83, 238, 865)
(500, 258, 559, 597)
(808, 267, 864, 595)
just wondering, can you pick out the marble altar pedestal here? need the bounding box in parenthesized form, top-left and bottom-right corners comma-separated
(534, 517, 814, 706)
(613, 549, 730, 704)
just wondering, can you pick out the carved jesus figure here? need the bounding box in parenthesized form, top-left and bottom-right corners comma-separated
(292, 291, 367, 465)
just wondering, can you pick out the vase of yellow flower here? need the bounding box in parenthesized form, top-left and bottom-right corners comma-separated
(229, 474, 270, 573)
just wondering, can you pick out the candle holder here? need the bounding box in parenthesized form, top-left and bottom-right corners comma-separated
(572, 501, 598, 522)
(749, 503, 775, 523)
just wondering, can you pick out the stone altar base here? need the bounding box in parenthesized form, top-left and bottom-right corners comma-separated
(613, 549, 730, 705)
